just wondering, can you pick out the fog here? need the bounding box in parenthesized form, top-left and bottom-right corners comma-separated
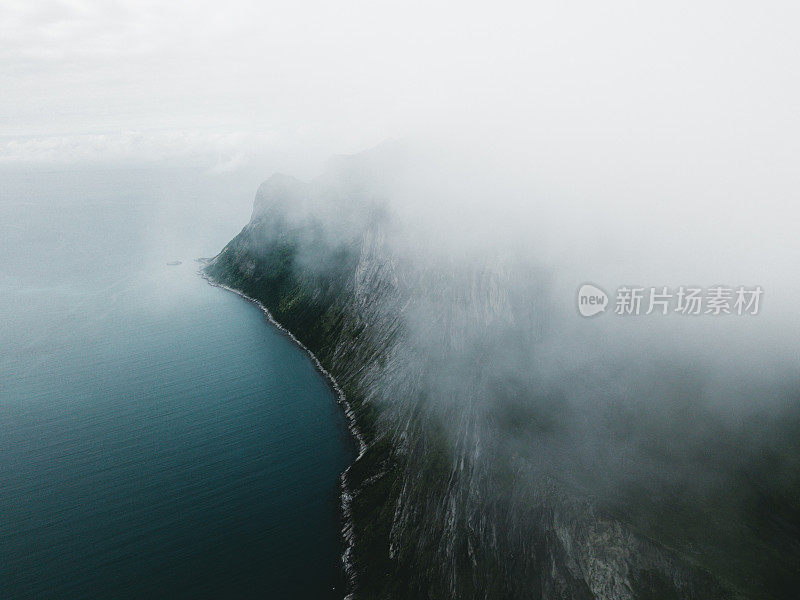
(230, 132, 800, 595)
(5, 1, 798, 301)
(5, 1, 800, 595)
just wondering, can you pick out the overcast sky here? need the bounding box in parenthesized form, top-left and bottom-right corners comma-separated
(3, 1, 799, 174)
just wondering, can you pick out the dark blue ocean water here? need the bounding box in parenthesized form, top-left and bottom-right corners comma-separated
(0, 167, 354, 599)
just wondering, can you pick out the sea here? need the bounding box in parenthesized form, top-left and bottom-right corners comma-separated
(0, 165, 354, 599)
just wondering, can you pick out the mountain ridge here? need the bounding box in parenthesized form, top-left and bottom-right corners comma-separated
(203, 168, 745, 599)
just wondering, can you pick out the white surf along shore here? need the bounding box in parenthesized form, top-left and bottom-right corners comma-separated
(198, 262, 366, 597)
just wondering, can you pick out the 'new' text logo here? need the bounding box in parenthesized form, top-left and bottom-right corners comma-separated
(577, 284, 608, 317)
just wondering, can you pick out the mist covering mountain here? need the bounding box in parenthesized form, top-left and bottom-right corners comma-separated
(205, 144, 800, 599)
(5, 2, 800, 598)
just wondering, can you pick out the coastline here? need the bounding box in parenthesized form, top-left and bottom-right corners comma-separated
(198, 262, 365, 598)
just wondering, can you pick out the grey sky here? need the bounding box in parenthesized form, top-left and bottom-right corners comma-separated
(3, 1, 799, 172)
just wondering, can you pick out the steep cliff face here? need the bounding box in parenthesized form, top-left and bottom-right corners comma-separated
(202, 169, 747, 600)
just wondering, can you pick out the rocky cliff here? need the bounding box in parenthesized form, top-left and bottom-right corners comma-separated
(204, 162, 799, 599)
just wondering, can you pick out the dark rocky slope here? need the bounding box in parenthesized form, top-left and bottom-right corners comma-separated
(205, 164, 799, 600)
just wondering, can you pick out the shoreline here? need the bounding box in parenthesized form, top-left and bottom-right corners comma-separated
(198, 263, 365, 598)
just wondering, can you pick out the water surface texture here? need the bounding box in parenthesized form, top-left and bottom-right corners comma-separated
(0, 167, 353, 599)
